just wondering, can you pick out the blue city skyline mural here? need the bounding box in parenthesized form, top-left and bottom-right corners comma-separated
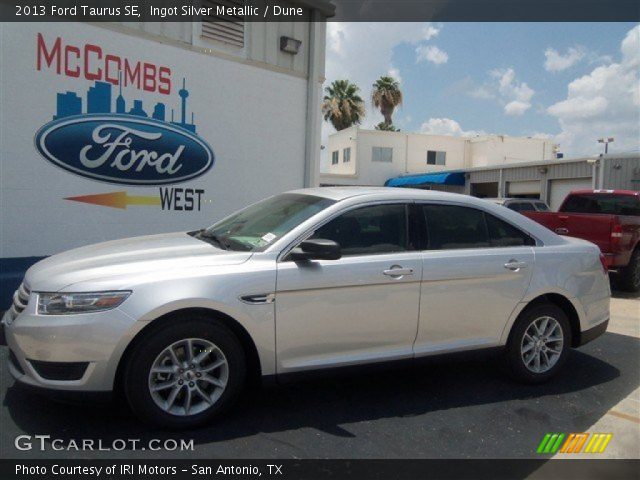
(54, 76, 197, 133)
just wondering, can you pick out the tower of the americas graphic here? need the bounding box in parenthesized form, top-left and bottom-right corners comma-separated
(116, 72, 126, 114)
(173, 78, 196, 133)
(179, 78, 188, 124)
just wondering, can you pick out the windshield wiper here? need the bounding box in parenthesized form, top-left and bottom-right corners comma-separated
(191, 229, 229, 250)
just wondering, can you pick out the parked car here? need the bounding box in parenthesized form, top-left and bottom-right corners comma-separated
(2, 188, 610, 428)
(522, 190, 640, 291)
(488, 197, 551, 213)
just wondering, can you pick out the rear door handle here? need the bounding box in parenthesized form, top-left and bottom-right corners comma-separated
(383, 266, 414, 278)
(504, 259, 528, 271)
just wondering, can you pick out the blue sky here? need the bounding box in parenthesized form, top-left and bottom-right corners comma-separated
(323, 22, 640, 159)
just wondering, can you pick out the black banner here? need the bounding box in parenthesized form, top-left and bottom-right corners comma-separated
(2, 459, 639, 480)
(1, 0, 639, 22)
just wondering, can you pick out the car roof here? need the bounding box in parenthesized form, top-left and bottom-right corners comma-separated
(276, 187, 565, 248)
(569, 189, 639, 196)
(288, 186, 472, 202)
(486, 198, 542, 203)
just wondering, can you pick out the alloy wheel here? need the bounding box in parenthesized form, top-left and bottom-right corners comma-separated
(148, 338, 229, 416)
(520, 316, 564, 374)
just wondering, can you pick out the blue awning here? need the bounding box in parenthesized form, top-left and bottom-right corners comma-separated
(384, 171, 466, 187)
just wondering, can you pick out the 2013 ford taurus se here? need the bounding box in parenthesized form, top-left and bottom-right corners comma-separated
(2, 188, 610, 428)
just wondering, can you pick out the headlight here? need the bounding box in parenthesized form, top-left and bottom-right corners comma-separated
(37, 291, 131, 315)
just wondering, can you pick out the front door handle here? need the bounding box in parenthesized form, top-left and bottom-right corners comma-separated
(504, 259, 528, 271)
(383, 266, 414, 278)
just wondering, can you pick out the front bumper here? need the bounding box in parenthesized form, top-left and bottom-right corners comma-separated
(2, 303, 139, 392)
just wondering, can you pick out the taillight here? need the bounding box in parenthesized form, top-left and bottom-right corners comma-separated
(599, 253, 609, 274)
(611, 223, 623, 251)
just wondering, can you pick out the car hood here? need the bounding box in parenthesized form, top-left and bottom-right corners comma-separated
(25, 232, 253, 292)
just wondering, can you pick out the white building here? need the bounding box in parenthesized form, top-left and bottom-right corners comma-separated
(0, 3, 334, 308)
(320, 126, 558, 186)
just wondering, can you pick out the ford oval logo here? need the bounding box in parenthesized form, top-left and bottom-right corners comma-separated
(35, 114, 214, 185)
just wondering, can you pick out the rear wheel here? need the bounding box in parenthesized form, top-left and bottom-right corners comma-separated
(504, 304, 571, 383)
(617, 248, 640, 292)
(124, 315, 246, 429)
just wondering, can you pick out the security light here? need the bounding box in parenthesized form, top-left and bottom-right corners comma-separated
(280, 36, 302, 54)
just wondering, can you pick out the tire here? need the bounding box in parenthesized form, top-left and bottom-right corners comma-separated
(504, 304, 571, 384)
(124, 314, 246, 429)
(617, 248, 640, 292)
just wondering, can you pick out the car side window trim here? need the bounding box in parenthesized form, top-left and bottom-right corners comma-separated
(277, 201, 415, 262)
(415, 201, 541, 250)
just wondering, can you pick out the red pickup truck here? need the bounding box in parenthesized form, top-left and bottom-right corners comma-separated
(523, 190, 640, 291)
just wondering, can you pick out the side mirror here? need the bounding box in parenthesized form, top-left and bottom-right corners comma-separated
(290, 238, 341, 261)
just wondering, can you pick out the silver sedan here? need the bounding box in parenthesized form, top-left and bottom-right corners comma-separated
(2, 187, 611, 428)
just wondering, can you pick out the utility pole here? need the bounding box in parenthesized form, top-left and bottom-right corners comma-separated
(597, 137, 614, 154)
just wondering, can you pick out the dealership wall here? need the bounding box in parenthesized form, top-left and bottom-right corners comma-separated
(0, 18, 328, 308)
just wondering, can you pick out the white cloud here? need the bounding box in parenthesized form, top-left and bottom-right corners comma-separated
(504, 101, 531, 116)
(388, 66, 402, 83)
(420, 118, 486, 137)
(546, 25, 640, 156)
(422, 25, 441, 41)
(544, 46, 586, 72)
(491, 68, 535, 115)
(416, 45, 448, 65)
(461, 68, 535, 116)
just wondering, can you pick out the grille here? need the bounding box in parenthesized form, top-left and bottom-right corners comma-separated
(9, 282, 30, 321)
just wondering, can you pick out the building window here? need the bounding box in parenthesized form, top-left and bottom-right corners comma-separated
(372, 147, 393, 163)
(331, 151, 339, 165)
(427, 150, 446, 165)
(343, 147, 351, 163)
(201, 0, 245, 48)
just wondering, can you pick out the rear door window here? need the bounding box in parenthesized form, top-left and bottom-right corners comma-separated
(485, 214, 536, 247)
(421, 204, 535, 250)
(422, 205, 490, 250)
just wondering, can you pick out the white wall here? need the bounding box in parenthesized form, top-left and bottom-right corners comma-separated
(324, 126, 357, 175)
(115, 18, 313, 77)
(321, 128, 557, 186)
(0, 22, 313, 258)
(469, 136, 554, 167)
(406, 134, 469, 172)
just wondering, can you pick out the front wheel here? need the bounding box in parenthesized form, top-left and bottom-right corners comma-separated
(504, 304, 571, 383)
(124, 315, 246, 429)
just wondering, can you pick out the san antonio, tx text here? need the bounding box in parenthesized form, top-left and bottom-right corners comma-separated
(16, 464, 284, 476)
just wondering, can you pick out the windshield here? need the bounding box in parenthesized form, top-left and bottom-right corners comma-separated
(562, 193, 640, 216)
(196, 193, 336, 252)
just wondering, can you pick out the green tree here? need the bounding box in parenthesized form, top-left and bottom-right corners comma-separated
(371, 75, 403, 128)
(374, 122, 400, 132)
(322, 80, 365, 131)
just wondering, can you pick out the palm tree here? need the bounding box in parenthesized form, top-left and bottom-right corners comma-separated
(374, 122, 400, 132)
(322, 80, 365, 131)
(371, 76, 403, 128)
